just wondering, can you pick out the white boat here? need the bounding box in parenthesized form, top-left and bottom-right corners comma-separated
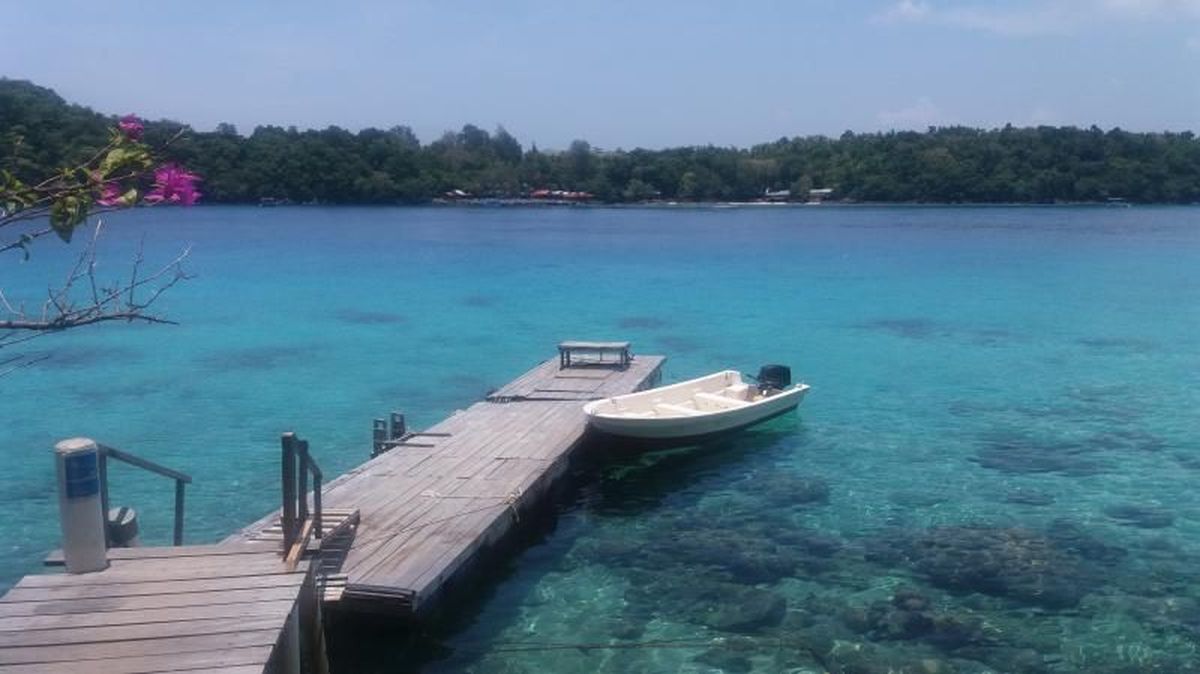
(583, 367, 809, 442)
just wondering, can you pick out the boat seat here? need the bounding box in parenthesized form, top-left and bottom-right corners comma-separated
(723, 383, 751, 400)
(694, 392, 751, 410)
(655, 403, 703, 416)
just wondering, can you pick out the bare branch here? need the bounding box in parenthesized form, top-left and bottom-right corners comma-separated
(0, 221, 192, 345)
(0, 353, 50, 378)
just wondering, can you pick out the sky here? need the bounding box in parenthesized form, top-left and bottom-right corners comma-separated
(2, 0, 1198, 149)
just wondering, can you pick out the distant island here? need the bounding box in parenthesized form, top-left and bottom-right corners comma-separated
(2, 78, 1198, 206)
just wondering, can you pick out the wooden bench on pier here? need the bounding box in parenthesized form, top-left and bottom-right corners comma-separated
(558, 340, 631, 370)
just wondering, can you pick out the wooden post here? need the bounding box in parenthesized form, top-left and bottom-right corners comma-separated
(281, 433, 297, 554)
(98, 449, 111, 549)
(312, 473, 323, 540)
(371, 418, 387, 457)
(280, 604, 301, 674)
(299, 570, 330, 674)
(389, 412, 406, 440)
(296, 440, 309, 525)
(173, 480, 185, 546)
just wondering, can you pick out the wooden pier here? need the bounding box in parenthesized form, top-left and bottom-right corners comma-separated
(229, 351, 664, 616)
(0, 544, 314, 673)
(1, 345, 664, 671)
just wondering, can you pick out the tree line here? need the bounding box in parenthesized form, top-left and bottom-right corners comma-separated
(3, 78, 1199, 205)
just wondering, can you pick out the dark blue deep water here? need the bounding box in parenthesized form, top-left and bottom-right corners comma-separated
(3, 205, 1199, 672)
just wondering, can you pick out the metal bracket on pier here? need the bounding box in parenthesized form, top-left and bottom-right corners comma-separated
(372, 411, 450, 457)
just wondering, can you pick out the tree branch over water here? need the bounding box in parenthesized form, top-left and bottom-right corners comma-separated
(0, 221, 192, 349)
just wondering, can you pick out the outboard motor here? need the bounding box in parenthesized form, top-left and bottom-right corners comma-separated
(757, 364, 791, 392)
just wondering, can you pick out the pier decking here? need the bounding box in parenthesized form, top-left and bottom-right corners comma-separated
(230, 353, 664, 615)
(2, 345, 663, 673)
(0, 544, 312, 673)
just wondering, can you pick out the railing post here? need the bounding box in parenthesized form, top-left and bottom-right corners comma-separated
(296, 440, 310, 525)
(313, 473, 323, 540)
(173, 480, 185, 546)
(372, 419, 387, 457)
(389, 412, 406, 440)
(281, 432, 297, 554)
(98, 449, 111, 549)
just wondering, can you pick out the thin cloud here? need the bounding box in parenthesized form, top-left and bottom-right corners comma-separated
(877, 97, 955, 129)
(875, 0, 932, 21)
(874, 0, 1200, 37)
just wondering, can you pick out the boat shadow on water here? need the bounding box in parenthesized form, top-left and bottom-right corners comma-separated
(575, 414, 808, 517)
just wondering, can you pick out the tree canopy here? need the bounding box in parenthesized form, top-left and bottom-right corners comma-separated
(3, 79, 1198, 205)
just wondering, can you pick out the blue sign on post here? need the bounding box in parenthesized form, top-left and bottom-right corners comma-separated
(64, 452, 99, 499)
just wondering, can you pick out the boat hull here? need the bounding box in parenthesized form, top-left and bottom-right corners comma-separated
(586, 403, 801, 449)
(583, 370, 809, 441)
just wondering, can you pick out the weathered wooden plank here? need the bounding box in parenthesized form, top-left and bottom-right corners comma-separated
(0, 629, 281, 666)
(43, 543, 278, 567)
(14, 558, 292, 588)
(0, 644, 273, 674)
(0, 598, 297, 632)
(0, 615, 286, 648)
(0, 585, 303, 618)
(1, 572, 305, 603)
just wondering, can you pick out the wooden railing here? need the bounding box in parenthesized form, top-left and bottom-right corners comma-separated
(280, 432, 323, 567)
(96, 443, 192, 546)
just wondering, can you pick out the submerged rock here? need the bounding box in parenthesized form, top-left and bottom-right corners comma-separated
(890, 490, 948, 508)
(624, 575, 786, 634)
(754, 473, 831, 507)
(842, 588, 987, 652)
(1103, 503, 1176, 529)
(902, 526, 1089, 608)
(971, 433, 1105, 476)
(702, 587, 788, 633)
(1044, 519, 1127, 563)
(1003, 489, 1056, 506)
(693, 647, 753, 673)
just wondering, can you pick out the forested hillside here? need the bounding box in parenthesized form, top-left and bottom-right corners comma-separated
(3, 79, 1198, 204)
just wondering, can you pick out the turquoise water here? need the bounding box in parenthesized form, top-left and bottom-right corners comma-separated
(4, 205, 1200, 672)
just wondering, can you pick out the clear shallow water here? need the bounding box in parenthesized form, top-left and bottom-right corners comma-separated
(3, 205, 1199, 672)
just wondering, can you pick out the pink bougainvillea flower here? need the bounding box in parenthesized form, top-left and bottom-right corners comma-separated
(118, 114, 144, 140)
(95, 181, 124, 207)
(144, 164, 201, 206)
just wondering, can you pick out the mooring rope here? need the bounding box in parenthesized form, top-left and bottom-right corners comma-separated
(454, 634, 829, 669)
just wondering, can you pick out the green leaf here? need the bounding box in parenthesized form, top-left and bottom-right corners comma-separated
(119, 188, 139, 206)
(49, 196, 88, 243)
(99, 148, 134, 176)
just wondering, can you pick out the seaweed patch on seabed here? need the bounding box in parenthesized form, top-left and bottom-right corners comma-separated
(70, 375, 174, 405)
(971, 430, 1109, 475)
(24, 344, 142, 369)
(196, 345, 323, 371)
(1003, 487, 1056, 506)
(852, 317, 942, 339)
(460, 295, 496, 308)
(1076, 336, 1159, 353)
(1103, 503, 1176, 529)
(333, 308, 409, 325)
(655, 335, 701, 353)
(437, 374, 494, 401)
(968, 327, 1016, 345)
(616, 315, 671, 330)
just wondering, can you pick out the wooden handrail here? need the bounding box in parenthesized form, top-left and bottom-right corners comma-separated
(95, 443, 192, 546)
(281, 432, 325, 565)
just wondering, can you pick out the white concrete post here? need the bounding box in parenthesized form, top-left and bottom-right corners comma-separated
(54, 437, 108, 573)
